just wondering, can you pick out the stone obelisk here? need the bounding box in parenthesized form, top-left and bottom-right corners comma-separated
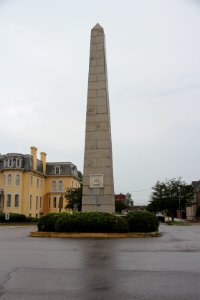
(82, 23, 115, 213)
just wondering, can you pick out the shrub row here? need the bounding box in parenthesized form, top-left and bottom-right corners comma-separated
(0, 213, 38, 223)
(0, 213, 26, 222)
(37, 211, 159, 233)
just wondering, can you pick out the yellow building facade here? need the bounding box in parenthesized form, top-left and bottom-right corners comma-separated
(0, 146, 80, 217)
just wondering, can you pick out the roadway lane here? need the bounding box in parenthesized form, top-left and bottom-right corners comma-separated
(0, 224, 200, 299)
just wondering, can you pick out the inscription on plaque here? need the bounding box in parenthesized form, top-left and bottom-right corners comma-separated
(90, 174, 103, 188)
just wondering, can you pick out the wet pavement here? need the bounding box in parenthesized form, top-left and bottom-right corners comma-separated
(0, 224, 200, 299)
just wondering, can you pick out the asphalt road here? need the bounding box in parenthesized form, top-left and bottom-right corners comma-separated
(0, 224, 200, 300)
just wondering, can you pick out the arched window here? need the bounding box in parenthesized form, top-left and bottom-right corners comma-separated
(16, 175, 20, 185)
(8, 159, 12, 167)
(8, 174, 12, 185)
(16, 159, 21, 168)
(55, 166, 60, 175)
(58, 181, 63, 192)
(52, 181, 56, 192)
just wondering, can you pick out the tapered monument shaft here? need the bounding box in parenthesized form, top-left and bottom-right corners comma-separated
(82, 23, 115, 213)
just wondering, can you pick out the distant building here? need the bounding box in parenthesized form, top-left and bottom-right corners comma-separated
(0, 146, 80, 217)
(115, 193, 126, 202)
(186, 181, 200, 221)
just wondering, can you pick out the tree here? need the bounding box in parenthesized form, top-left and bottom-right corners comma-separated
(65, 171, 83, 211)
(65, 186, 82, 211)
(147, 178, 193, 221)
(115, 200, 127, 213)
(125, 193, 134, 208)
(115, 193, 134, 213)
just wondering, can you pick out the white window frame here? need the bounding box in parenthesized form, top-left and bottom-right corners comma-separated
(7, 194, 11, 207)
(16, 174, 20, 185)
(8, 174, 12, 186)
(58, 181, 63, 192)
(52, 180, 56, 192)
(14, 194, 19, 208)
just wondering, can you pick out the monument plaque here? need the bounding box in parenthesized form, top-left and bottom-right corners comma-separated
(82, 23, 115, 213)
(90, 174, 103, 188)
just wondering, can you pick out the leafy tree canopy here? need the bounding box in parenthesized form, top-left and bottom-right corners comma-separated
(65, 186, 82, 211)
(65, 171, 83, 211)
(147, 178, 193, 220)
(125, 193, 134, 207)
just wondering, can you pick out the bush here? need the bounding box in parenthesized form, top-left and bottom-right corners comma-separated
(26, 217, 38, 223)
(126, 211, 159, 232)
(9, 213, 27, 222)
(55, 212, 129, 233)
(0, 213, 5, 222)
(196, 206, 200, 218)
(0, 213, 26, 223)
(37, 213, 66, 232)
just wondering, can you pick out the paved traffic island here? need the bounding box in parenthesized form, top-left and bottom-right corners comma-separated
(29, 231, 161, 238)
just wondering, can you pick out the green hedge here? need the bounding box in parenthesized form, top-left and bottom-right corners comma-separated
(126, 211, 159, 232)
(54, 212, 129, 233)
(37, 211, 159, 233)
(37, 213, 66, 232)
(196, 206, 200, 218)
(0, 213, 27, 222)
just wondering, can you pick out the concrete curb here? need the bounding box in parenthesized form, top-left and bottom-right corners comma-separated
(29, 231, 161, 238)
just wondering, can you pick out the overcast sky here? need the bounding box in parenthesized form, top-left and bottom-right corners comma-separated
(0, 0, 200, 205)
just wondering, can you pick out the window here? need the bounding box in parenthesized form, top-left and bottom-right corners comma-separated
(37, 178, 39, 188)
(13, 158, 16, 167)
(58, 181, 63, 192)
(40, 197, 42, 209)
(49, 197, 51, 209)
(53, 197, 57, 208)
(16, 159, 21, 168)
(8, 159, 12, 167)
(36, 196, 39, 210)
(55, 166, 60, 175)
(52, 181, 56, 192)
(8, 174, 12, 185)
(30, 195, 32, 210)
(40, 179, 42, 188)
(7, 194, 11, 207)
(14, 194, 19, 207)
(30, 176, 33, 187)
(16, 175, 20, 185)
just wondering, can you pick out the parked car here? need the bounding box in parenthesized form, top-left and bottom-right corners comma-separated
(156, 212, 165, 222)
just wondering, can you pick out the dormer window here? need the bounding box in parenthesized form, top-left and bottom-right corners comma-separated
(55, 166, 60, 175)
(8, 159, 12, 167)
(16, 159, 21, 168)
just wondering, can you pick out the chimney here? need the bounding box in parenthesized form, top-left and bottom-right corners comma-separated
(40, 152, 47, 174)
(31, 146, 37, 170)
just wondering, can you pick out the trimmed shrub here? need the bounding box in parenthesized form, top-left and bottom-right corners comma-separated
(9, 213, 26, 222)
(0, 213, 26, 223)
(126, 211, 159, 232)
(0, 213, 5, 222)
(37, 213, 66, 232)
(26, 217, 38, 223)
(196, 206, 200, 218)
(55, 212, 129, 233)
